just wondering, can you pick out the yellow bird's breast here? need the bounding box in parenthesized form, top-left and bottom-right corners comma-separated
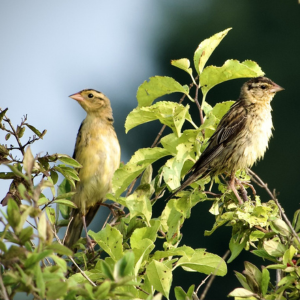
(73, 116, 120, 213)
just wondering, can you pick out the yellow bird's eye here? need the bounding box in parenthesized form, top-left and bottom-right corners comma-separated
(260, 85, 266, 90)
(88, 93, 94, 98)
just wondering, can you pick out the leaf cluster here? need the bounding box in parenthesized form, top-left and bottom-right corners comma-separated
(0, 28, 299, 300)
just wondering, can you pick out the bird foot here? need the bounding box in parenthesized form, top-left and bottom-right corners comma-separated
(86, 236, 96, 253)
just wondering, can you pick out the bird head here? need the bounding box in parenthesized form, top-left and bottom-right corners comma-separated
(241, 77, 284, 104)
(69, 89, 113, 118)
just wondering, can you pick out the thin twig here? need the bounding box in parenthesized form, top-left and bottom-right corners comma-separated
(136, 286, 150, 295)
(194, 85, 204, 125)
(151, 124, 167, 148)
(3, 117, 24, 155)
(102, 211, 112, 230)
(248, 169, 300, 245)
(52, 230, 96, 287)
(199, 250, 230, 300)
(62, 216, 73, 244)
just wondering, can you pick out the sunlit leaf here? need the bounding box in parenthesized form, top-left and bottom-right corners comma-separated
(137, 76, 190, 107)
(112, 147, 170, 197)
(200, 59, 264, 96)
(194, 28, 231, 75)
(147, 260, 172, 299)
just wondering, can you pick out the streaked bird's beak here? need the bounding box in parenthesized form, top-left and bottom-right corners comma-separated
(69, 92, 85, 102)
(270, 83, 284, 93)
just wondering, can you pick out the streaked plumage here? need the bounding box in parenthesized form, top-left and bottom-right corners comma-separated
(167, 77, 284, 203)
(64, 89, 120, 249)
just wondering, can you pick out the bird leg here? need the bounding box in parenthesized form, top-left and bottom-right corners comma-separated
(239, 180, 256, 196)
(82, 215, 94, 252)
(229, 172, 243, 205)
(235, 178, 249, 203)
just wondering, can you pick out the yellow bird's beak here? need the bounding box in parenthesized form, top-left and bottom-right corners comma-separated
(69, 92, 85, 102)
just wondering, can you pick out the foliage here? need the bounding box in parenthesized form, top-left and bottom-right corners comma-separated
(0, 28, 299, 300)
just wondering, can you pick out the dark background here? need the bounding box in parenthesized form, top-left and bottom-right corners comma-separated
(1, 1, 299, 299)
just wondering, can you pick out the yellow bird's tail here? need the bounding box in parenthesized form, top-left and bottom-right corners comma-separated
(64, 204, 101, 250)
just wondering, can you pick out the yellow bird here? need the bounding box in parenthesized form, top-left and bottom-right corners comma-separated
(64, 89, 120, 249)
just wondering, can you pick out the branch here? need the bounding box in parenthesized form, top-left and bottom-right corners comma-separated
(248, 169, 300, 245)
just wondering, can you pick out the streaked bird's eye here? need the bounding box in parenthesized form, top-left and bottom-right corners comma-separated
(88, 93, 94, 98)
(260, 85, 266, 90)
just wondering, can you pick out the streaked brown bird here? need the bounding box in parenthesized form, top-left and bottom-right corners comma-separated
(167, 77, 284, 204)
(64, 89, 120, 249)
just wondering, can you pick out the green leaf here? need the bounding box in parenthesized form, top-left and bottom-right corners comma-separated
(251, 249, 278, 263)
(176, 249, 227, 276)
(102, 260, 114, 280)
(19, 226, 33, 244)
(271, 218, 292, 237)
(23, 146, 34, 175)
(38, 212, 47, 241)
(0, 108, 8, 123)
(136, 76, 190, 107)
(283, 245, 297, 266)
(49, 254, 68, 273)
(126, 185, 152, 224)
(186, 285, 195, 299)
(131, 219, 161, 248)
(54, 165, 79, 181)
(228, 288, 256, 297)
(244, 261, 262, 292)
(263, 240, 287, 257)
(114, 251, 135, 278)
(45, 207, 55, 224)
(47, 243, 73, 256)
(261, 268, 270, 297)
(200, 59, 264, 96)
(141, 164, 153, 185)
(234, 271, 251, 291)
(7, 198, 20, 229)
(171, 58, 193, 77)
(125, 101, 194, 136)
(50, 170, 59, 184)
(89, 224, 124, 261)
(34, 264, 45, 299)
(0, 172, 15, 179)
(162, 143, 194, 190)
(112, 147, 170, 197)
(46, 280, 68, 299)
(153, 245, 195, 260)
(146, 260, 172, 299)
(174, 286, 187, 300)
(24, 250, 53, 268)
(204, 212, 234, 236)
(25, 123, 43, 137)
(57, 154, 82, 168)
(7, 164, 28, 180)
(209, 101, 235, 120)
(94, 281, 111, 299)
(228, 231, 249, 263)
(53, 199, 77, 208)
(133, 239, 155, 276)
(161, 200, 183, 241)
(5, 133, 11, 141)
(194, 28, 231, 75)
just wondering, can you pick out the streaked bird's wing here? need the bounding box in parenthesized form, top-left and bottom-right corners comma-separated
(191, 100, 248, 174)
